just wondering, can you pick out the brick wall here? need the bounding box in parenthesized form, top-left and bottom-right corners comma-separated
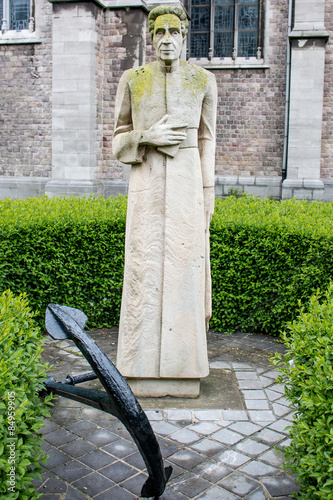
(321, 1, 333, 179)
(0, 0, 52, 178)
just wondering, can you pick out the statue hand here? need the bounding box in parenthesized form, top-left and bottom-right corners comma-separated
(140, 115, 187, 147)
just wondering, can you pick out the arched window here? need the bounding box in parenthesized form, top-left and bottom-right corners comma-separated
(188, 0, 263, 61)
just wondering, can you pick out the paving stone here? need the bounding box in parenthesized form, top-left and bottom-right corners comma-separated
(264, 370, 280, 380)
(188, 422, 221, 435)
(211, 428, 244, 445)
(244, 487, 267, 499)
(100, 460, 138, 482)
(192, 460, 231, 482)
(194, 410, 222, 421)
(260, 449, 285, 467)
(124, 451, 146, 470)
(45, 429, 78, 446)
(248, 410, 276, 422)
(235, 438, 269, 457)
(158, 437, 183, 458)
(191, 438, 225, 456)
(67, 420, 99, 437)
(60, 438, 96, 458)
(210, 360, 232, 369)
(222, 409, 249, 421)
(80, 449, 116, 469)
(219, 472, 259, 496)
(160, 488, 188, 499)
(228, 421, 261, 436)
(272, 403, 292, 417)
(265, 389, 281, 402)
(239, 380, 263, 390)
(145, 409, 163, 421)
(240, 460, 277, 477)
(261, 476, 299, 497)
(168, 449, 206, 469)
(232, 362, 254, 370)
(41, 476, 67, 493)
(167, 409, 192, 421)
(120, 472, 149, 496)
(255, 429, 285, 445)
(43, 448, 71, 469)
(214, 449, 251, 468)
(269, 383, 285, 394)
(152, 421, 180, 436)
(52, 408, 81, 421)
(64, 485, 87, 500)
(55, 460, 92, 482)
(243, 390, 267, 400)
(95, 485, 134, 500)
(259, 376, 275, 388)
(85, 429, 119, 446)
(102, 438, 137, 458)
(245, 399, 270, 410)
(275, 396, 290, 407)
(171, 472, 211, 497)
(235, 371, 259, 380)
(40, 419, 61, 435)
(268, 419, 290, 435)
(72, 472, 115, 496)
(195, 486, 238, 499)
(170, 428, 201, 444)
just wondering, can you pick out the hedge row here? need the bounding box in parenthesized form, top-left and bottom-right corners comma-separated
(273, 285, 333, 499)
(0, 195, 333, 334)
(0, 290, 53, 499)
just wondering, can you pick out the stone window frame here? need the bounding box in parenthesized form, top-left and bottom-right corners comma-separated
(187, 0, 269, 70)
(0, 0, 41, 44)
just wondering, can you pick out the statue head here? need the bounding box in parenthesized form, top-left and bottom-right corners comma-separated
(148, 6, 189, 63)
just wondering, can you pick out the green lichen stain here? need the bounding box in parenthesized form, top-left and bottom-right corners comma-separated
(128, 65, 155, 113)
(181, 60, 209, 100)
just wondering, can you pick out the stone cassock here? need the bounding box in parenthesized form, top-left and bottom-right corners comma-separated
(113, 7, 217, 396)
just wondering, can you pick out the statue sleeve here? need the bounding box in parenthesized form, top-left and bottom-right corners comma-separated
(112, 71, 146, 165)
(198, 73, 217, 188)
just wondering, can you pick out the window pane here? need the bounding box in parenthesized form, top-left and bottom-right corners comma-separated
(215, 0, 234, 4)
(238, 5, 258, 30)
(10, 0, 30, 30)
(238, 31, 257, 57)
(215, 5, 234, 31)
(190, 32, 210, 57)
(191, 6, 210, 31)
(214, 31, 233, 57)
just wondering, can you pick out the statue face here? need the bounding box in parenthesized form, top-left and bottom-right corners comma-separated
(153, 14, 184, 63)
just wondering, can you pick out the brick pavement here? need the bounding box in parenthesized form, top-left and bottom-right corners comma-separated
(35, 330, 298, 499)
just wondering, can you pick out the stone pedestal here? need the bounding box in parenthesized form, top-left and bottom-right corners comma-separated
(127, 378, 201, 398)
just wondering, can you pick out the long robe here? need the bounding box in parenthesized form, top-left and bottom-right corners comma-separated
(113, 59, 217, 379)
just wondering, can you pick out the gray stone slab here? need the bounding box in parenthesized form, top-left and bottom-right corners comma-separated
(220, 472, 259, 496)
(221, 410, 248, 421)
(240, 460, 277, 477)
(191, 438, 226, 456)
(215, 449, 251, 468)
(170, 428, 201, 445)
(187, 422, 221, 435)
(261, 476, 299, 497)
(195, 485, 238, 499)
(211, 428, 244, 445)
(228, 422, 261, 436)
(235, 438, 269, 457)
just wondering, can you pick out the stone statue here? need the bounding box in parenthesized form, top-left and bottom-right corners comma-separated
(113, 5, 217, 398)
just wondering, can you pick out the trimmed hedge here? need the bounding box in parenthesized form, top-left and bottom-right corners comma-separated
(0, 195, 127, 328)
(0, 290, 53, 500)
(272, 285, 333, 499)
(0, 195, 333, 334)
(210, 196, 333, 334)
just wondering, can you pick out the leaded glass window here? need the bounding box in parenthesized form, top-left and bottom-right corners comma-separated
(189, 0, 262, 59)
(1, 0, 30, 31)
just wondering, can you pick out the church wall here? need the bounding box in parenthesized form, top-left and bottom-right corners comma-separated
(0, 0, 52, 186)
